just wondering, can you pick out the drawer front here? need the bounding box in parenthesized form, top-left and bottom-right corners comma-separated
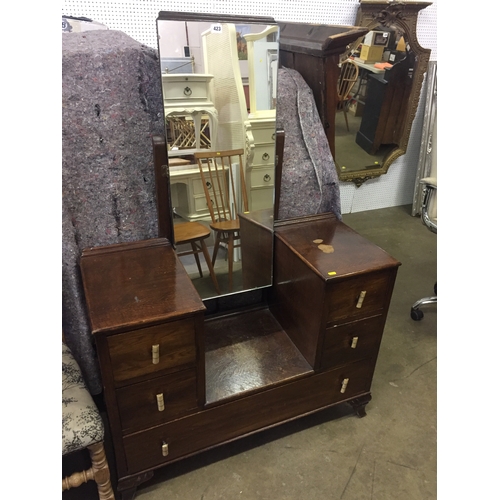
(326, 271, 393, 325)
(192, 177, 218, 196)
(123, 359, 374, 473)
(320, 315, 384, 370)
(108, 318, 197, 385)
(252, 127, 276, 145)
(116, 368, 198, 434)
(163, 79, 209, 101)
(251, 145, 275, 166)
(193, 194, 211, 214)
(250, 167, 274, 188)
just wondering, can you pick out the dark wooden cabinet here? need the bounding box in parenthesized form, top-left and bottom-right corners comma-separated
(356, 54, 415, 154)
(80, 213, 400, 499)
(278, 23, 369, 157)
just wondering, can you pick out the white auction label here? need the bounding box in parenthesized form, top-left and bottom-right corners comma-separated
(211, 23, 223, 33)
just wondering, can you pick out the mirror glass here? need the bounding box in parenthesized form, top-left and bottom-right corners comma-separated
(157, 12, 278, 300)
(334, 1, 431, 186)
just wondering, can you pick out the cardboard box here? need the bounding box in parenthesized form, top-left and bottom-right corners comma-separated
(359, 45, 384, 63)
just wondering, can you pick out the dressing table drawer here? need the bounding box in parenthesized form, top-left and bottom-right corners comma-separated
(162, 74, 212, 101)
(250, 167, 275, 188)
(326, 271, 393, 325)
(251, 127, 275, 145)
(116, 368, 198, 434)
(108, 318, 197, 386)
(320, 315, 384, 370)
(122, 358, 375, 474)
(252, 144, 275, 166)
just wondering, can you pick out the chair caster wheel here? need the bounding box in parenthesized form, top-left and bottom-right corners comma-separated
(411, 308, 424, 321)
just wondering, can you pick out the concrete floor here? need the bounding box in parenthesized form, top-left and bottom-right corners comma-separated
(133, 204, 437, 500)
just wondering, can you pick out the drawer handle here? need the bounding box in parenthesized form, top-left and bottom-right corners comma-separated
(206, 181, 212, 189)
(272, 133, 275, 140)
(356, 291, 367, 308)
(183, 86, 192, 96)
(263, 174, 271, 182)
(262, 152, 270, 161)
(162, 441, 169, 457)
(351, 337, 359, 349)
(156, 393, 165, 412)
(152, 344, 160, 364)
(340, 378, 349, 394)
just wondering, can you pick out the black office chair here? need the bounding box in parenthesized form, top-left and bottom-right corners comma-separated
(410, 176, 437, 321)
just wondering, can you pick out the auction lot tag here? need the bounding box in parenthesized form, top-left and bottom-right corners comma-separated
(211, 23, 223, 33)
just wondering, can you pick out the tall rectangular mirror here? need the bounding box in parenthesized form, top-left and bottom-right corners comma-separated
(156, 11, 279, 301)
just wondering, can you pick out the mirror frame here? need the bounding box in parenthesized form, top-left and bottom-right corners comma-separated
(338, 0, 432, 187)
(155, 11, 279, 301)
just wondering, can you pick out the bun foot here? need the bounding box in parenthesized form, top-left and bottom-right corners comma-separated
(348, 394, 372, 418)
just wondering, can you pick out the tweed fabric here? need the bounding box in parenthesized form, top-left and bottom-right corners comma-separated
(62, 30, 165, 393)
(276, 67, 342, 220)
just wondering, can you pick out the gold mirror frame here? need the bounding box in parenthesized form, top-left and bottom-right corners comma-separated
(338, 1, 432, 187)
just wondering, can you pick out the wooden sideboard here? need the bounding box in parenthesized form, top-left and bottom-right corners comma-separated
(278, 23, 369, 158)
(80, 212, 400, 499)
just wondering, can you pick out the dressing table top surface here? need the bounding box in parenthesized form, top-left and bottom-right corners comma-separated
(275, 213, 400, 280)
(80, 238, 206, 334)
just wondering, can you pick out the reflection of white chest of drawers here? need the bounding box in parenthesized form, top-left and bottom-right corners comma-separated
(168, 165, 221, 222)
(247, 110, 276, 211)
(162, 74, 218, 151)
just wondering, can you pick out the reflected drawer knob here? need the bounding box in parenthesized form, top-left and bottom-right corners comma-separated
(340, 378, 349, 394)
(152, 344, 160, 364)
(156, 393, 165, 412)
(162, 441, 169, 457)
(206, 181, 212, 189)
(263, 174, 271, 182)
(262, 152, 270, 161)
(356, 291, 367, 308)
(183, 86, 192, 96)
(351, 337, 359, 349)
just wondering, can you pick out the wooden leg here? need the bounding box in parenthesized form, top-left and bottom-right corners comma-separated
(200, 238, 220, 294)
(62, 442, 115, 500)
(343, 107, 350, 132)
(227, 232, 234, 292)
(212, 232, 221, 266)
(117, 471, 154, 500)
(191, 242, 203, 277)
(88, 442, 116, 500)
(348, 394, 372, 418)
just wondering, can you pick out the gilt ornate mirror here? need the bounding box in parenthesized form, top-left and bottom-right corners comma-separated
(156, 11, 279, 300)
(335, 0, 432, 186)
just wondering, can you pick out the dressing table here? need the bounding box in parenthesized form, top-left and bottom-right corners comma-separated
(79, 12, 400, 500)
(80, 213, 399, 499)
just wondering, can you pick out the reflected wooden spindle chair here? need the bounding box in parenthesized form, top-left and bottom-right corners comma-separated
(62, 342, 115, 499)
(337, 59, 359, 132)
(194, 149, 248, 292)
(174, 221, 221, 295)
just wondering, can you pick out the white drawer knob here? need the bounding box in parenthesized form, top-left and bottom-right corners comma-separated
(351, 337, 359, 349)
(156, 393, 165, 412)
(162, 441, 169, 457)
(340, 378, 349, 394)
(356, 291, 367, 308)
(152, 344, 160, 364)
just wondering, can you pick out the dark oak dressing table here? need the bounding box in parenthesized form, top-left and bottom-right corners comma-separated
(79, 12, 400, 499)
(80, 213, 399, 499)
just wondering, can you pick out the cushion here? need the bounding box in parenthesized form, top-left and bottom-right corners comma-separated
(62, 343, 104, 455)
